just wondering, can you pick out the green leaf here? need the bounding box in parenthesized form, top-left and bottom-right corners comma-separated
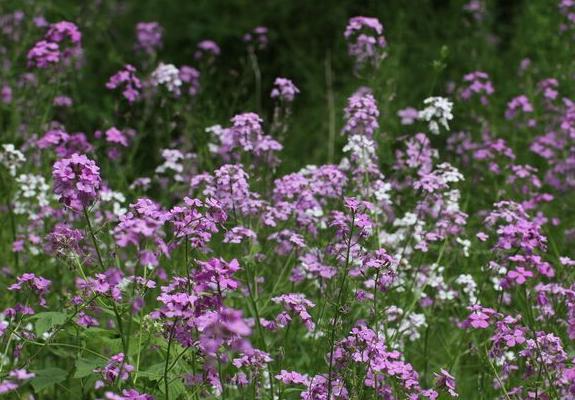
(138, 362, 166, 381)
(159, 377, 186, 398)
(30, 367, 68, 391)
(30, 312, 67, 336)
(74, 357, 106, 378)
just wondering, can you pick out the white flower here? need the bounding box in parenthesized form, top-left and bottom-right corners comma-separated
(0, 144, 26, 176)
(99, 189, 127, 217)
(372, 179, 392, 204)
(418, 96, 454, 134)
(455, 274, 477, 304)
(342, 134, 378, 170)
(435, 162, 464, 184)
(13, 174, 50, 216)
(151, 63, 182, 93)
(456, 237, 471, 257)
(155, 149, 187, 181)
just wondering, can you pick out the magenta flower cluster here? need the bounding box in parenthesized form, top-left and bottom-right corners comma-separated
(52, 153, 102, 210)
(27, 21, 81, 68)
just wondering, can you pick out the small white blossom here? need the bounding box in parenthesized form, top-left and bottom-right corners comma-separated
(155, 149, 186, 181)
(342, 134, 378, 171)
(455, 274, 478, 304)
(456, 237, 471, 257)
(0, 144, 26, 176)
(13, 174, 50, 216)
(151, 63, 182, 93)
(100, 188, 127, 217)
(419, 96, 454, 134)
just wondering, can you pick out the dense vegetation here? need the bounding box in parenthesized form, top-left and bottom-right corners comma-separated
(1, 1, 574, 399)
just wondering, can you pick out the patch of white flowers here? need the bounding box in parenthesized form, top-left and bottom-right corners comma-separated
(155, 149, 187, 182)
(436, 162, 464, 183)
(151, 63, 182, 93)
(380, 211, 425, 257)
(383, 310, 428, 350)
(0, 144, 26, 176)
(342, 134, 378, 171)
(419, 96, 453, 135)
(371, 179, 392, 204)
(455, 274, 478, 304)
(100, 188, 127, 218)
(13, 174, 51, 216)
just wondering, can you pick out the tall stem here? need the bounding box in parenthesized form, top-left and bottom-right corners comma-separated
(325, 51, 336, 164)
(83, 206, 127, 353)
(248, 49, 262, 114)
(327, 212, 355, 399)
(164, 321, 177, 400)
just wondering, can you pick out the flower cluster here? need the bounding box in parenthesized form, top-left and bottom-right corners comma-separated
(27, 21, 81, 68)
(135, 22, 163, 54)
(106, 64, 142, 103)
(419, 96, 454, 134)
(344, 16, 387, 70)
(0, 144, 25, 176)
(52, 153, 101, 210)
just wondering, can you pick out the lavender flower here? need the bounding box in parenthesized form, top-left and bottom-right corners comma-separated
(343, 89, 379, 137)
(270, 77, 300, 103)
(344, 16, 387, 70)
(106, 64, 142, 103)
(52, 153, 101, 210)
(135, 22, 163, 54)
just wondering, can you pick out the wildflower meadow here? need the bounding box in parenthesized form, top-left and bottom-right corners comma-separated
(1, 1, 575, 399)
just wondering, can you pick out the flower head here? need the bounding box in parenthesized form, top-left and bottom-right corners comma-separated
(52, 153, 101, 210)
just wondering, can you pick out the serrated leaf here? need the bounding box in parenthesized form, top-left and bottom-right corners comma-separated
(74, 357, 106, 378)
(30, 367, 68, 391)
(30, 312, 67, 336)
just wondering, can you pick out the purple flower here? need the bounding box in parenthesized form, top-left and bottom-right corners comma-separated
(53, 95, 73, 107)
(243, 26, 269, 50)
(135, 22, 163, 54)
(8, 273, 52, 306)
(196, 307, 252, 355)
(507, 267, 533, 285)
(0, 369, 34, 395)
(179, 65, 201, 96)
(104, 390, 154, 400)
(106, 64, 142, 103)
(45, 21, 81, 45)
(52, 153, 101, 210)
(271, 77, 300, 103)
(505, 95, 533, 120)
(344, 16, 387, 70)
(194, 257, 241, 293)
(27, 40, 60, 68)
(343, 89, 379, 137)
(113, 198, 170, 266)
(37, 128, 93, 157)
(460, 71, 494, 105)
(45, 223, 84, 258)
(434, 369, 458, 397)
(272, 293, 316, 331)
(465, 305, 497, 329)
(223, 226, 257, 244)
(397, 107, 419, 125)
(194, 39, 220, 61)
(275, 370, 310, 385)
(27, 21, 82, 68)
(96, 353, 134, 383)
